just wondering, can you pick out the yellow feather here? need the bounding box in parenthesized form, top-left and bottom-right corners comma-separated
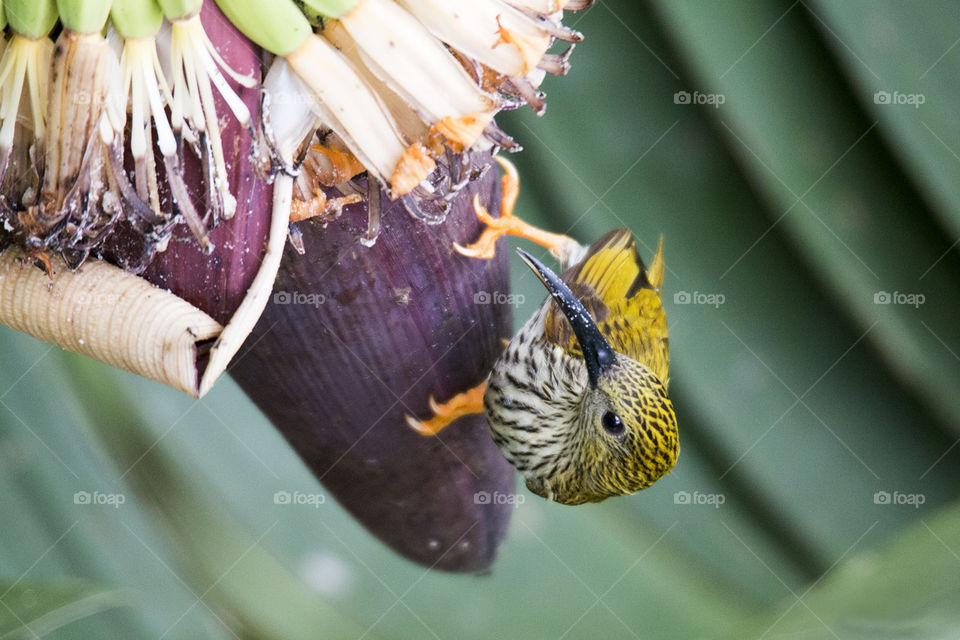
(547, 230, 670, 385)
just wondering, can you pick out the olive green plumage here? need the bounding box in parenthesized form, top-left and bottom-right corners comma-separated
(484, 229, 678, 505)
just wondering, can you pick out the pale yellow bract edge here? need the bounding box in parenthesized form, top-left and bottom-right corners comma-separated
(197, 173, 293, 397)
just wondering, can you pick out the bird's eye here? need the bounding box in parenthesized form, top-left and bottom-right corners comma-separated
(601, 411, 625, 436)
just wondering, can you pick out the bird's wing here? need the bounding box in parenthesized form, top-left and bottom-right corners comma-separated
(544, 229, 670, 383)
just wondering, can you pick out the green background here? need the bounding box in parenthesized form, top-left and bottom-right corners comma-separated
(2, 1, 960, 638)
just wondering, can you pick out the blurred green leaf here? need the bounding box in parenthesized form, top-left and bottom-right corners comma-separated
(59, 353, 385, 640)
(731, 501, 960, 639)
(811, 0, 960, 237)
(0, 580, 124, 639)
(651, 0, 960, 436)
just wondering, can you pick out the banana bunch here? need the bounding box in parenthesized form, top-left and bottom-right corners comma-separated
(0, 0, 588, 267)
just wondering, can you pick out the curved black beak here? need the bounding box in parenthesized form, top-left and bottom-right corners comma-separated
(517, 248, 615, 387)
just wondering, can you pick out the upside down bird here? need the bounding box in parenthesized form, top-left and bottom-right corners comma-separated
(406, 157, 678, 505)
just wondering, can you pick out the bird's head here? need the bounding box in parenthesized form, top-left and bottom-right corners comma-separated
(518, 249, 679, 505)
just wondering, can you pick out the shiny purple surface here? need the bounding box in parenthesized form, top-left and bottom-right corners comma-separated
(231, 167, 517, 572)
(141, 2, 270, 325)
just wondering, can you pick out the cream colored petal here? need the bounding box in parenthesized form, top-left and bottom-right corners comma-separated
(396, 0, 552, 77)
(333, 0, 497, 147)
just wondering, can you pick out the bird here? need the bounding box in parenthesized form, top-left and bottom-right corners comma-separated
(406, 157, 678, 505)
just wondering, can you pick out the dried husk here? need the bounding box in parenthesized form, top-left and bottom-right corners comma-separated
(0, 247, 221, 395)
(230, 158, 517, 571)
